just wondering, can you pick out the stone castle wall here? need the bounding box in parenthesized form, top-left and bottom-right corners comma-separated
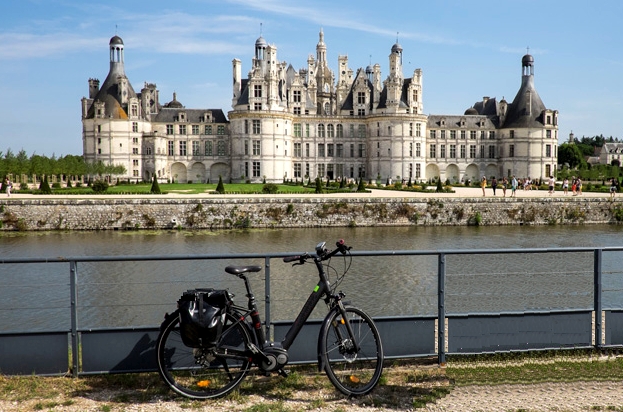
(1, 197, 622, 231)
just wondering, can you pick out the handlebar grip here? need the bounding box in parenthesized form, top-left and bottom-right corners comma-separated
(335, 239, 351, 254)
(283, 255, 300, 263)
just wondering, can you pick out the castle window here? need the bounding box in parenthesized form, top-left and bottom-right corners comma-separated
(166, 124, 173, 135)
(357, 92, 365, 104)
(294, 123, 301, 137)
(489, 131, 495, 139)
(416, 123, 422, 137)
(318, 144, 325, 157)
(357, 109, 365, 116)
(450, 130, 456, 139)
(546, 130, 552, 138)
(327, 124, 334, 138)
(488, 145, 495, 158)
(429, 144, 436, 158)
(252, 120, 261, 134)
(358, 124, 366, 138)
(192, 125, 200, 135)
(179, 124, 186, 135)
(546, 144, 552, 157)
(509, 144, 515, 157)
(293, 90, 301, 102)
(179, 141, 187, 156)
(470, 131, 476, 139)
(132, 122, 138, 133)
(460, 145, 466, 159)
(293, 107, 301, 115)
(440, 144, 446, 158)
(217, 125, 225, 135)
(318, 124, 325, 137)
(252, 161, 261, 177)
(168, 141, 174, 156)
(205, 125, 212, 135)
(509, 130, 515, 138)
(205, 141, 213, 155)
(253, 140, 261, 155)
(336, 124, 343, 137)
(460, 130, 466, 139)
(254, 85, 262, 98)
(192, 141, 200, 155)
(429, 130, 436, 139)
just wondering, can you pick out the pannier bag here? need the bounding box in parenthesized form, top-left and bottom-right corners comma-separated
(178, 288, 232, 348)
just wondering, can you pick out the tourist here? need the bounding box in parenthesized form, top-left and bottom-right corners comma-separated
(5, 178, 12, 197)
(577, 178, 583, 195)
(511, 176, 518, 197)
(548, 176, 555, 195)
(491, 177, 497, 196)
(523, 177, 532, 191)
(502, 177, 508, 197)
(571, 177, 577, 195)
(481, 176, 487, 196)
(610, 178, 618, 200)
(563, 178, 569, 195)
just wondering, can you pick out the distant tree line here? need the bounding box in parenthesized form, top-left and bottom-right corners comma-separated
(0, 148, 126, 182)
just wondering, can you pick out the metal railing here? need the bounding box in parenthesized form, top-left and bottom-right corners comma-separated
(1, 246, 623, 376)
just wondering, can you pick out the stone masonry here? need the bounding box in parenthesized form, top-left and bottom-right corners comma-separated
(1, 197, 622, 231)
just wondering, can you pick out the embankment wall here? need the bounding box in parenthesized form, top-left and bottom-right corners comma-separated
(1, 197, 622, 231)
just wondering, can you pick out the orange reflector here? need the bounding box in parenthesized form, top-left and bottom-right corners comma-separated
(349, 375, 360, 383)
(197, 380, 210, 388)
(340, 318, 345, 324)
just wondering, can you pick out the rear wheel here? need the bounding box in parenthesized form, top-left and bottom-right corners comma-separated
(320, 306, 384, 396)
(156, 311, 251, 399)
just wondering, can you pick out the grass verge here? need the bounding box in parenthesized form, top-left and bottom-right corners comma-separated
(1, 350, 623, 410)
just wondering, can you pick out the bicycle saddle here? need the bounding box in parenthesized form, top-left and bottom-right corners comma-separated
(225, 265, 262, 275)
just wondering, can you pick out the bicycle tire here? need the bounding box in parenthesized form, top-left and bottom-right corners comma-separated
(320, 306, 384, 396)
(156, 311, 252, 399)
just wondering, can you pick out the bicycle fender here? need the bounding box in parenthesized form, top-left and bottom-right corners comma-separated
(317, 305, 345, 372)
(160, 310, 179, 332)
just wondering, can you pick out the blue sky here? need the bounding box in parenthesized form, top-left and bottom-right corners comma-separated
(1, 0, 622, 157)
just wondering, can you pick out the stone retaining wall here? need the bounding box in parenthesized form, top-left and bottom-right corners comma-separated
(1, 197, 622, 231)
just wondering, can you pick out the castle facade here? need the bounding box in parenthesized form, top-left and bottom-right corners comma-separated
(82, 32, 558, 184)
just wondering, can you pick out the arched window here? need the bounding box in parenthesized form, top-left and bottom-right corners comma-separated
(327, 124, 334, 138)
(336, 124, 343, 137)
(318, 124, 325, 137)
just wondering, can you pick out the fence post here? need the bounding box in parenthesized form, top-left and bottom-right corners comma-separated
(438, 253, 446, 365)
(594, 248, 603, 349)
(264, 256, 272, 340)
(69, 260, 79, 377)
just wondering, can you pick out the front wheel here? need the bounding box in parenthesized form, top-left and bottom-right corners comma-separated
(156, 311, 252, 399)
(320, 306, 384, 396)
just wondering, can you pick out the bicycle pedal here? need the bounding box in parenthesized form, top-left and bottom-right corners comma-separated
(278, 369, 289, 378)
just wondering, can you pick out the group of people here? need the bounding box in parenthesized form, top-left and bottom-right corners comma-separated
(481, 175, 520, 198)
(479, 175, 618, 199)
(560, 177, 583, 196)
(0, 177, 12, 197)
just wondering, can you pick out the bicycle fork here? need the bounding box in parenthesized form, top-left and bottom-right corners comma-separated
(317, 295, 361, 371)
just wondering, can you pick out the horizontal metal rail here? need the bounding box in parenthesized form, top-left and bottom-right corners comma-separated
(1, 245, 622, 376)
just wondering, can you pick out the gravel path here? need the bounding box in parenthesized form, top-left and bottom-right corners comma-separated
(3, 380, 623, 411)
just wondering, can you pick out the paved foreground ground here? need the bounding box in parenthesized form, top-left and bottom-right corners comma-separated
(2, 380, 623, 411)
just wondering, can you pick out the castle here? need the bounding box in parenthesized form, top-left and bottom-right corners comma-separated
(82, 31, 558, 184)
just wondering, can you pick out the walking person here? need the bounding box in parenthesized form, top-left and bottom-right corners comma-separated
(481, 176, 487, 196)
(577, 178, 583, 195)
(610, 178, 618, 200)
(511, 176, 518, 198)
(563, 177, 569, 195)
(548, 176, 555, 195)
(491, 177, 497, 196)
(5, 177, 11, 197)
(502, 177, 508, 197)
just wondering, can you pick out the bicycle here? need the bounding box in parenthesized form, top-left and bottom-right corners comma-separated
(156, 239, 384, 399)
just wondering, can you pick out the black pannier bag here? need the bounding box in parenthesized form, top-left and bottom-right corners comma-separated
(177, 288, 232, 348)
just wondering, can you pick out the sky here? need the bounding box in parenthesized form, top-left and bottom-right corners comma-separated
(1, 0, 623, 157)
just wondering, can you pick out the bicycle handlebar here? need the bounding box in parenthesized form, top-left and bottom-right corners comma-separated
(283, 239, 351, 264)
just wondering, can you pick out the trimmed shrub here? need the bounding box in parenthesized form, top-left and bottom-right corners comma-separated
(92, 180, 109, 193)
(150, 175, 162, 194)
(215, 176, 225, 194)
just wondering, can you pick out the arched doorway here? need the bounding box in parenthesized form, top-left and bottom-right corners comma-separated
(171, 162, 188, 183)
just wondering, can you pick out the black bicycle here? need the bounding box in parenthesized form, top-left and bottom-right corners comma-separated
(156, 239, 384, 399)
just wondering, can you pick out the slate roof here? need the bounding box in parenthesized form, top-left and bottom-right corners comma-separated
(153, 108, 228, 123)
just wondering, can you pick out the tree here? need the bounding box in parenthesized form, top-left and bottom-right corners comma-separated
(357, 177, 366, 192)
(558, 143, 586, 169)
(39, 175, 52, 194)
(215, 175, 225, 194)
(150, 175, 161, 194)
(315, 177, 323, 194)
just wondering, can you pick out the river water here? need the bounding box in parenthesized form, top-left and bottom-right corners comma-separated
(1, 225, 623, 333)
